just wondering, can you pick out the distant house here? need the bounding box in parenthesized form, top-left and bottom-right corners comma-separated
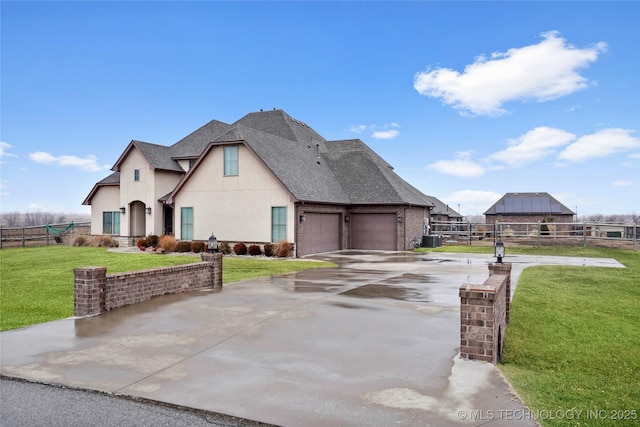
(484, 192, 575, 224)
(83, 109, 435, 257)
(426, 196, 462, 222)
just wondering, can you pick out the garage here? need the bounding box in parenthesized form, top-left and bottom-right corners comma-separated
(300, 213, 342, 255)
(350, 213, 397, 250)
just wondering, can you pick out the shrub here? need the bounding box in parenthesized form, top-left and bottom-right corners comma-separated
(219, 242, 231, 255)
(73, 235, 118, 247)
(136, 237, 148, 249)
(191, 241, 205, 253)
(158, 235, 177, 252)
(273, 240, 293, 258)
(248, 244, 262, 256)
(146, 234, 159, 247)
(263, 243, 273, 257)
(177, 241, 192, 252)
(233, 242, 247, 255)
(73, 236, 87, 247)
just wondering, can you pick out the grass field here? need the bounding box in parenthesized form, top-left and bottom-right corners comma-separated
(0, 246, 333, 331)
(497, 247, 639, 427)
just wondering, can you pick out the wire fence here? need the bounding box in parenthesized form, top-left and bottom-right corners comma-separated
(430, 220, 638, 251)
(0, 222, 91, 249)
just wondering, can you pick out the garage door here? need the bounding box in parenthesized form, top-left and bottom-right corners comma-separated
(300, 213, 341, 255)
(351, 213, 397, 250)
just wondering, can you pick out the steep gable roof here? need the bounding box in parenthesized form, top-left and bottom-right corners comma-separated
(171, 119, 231, 159)
(484, 192, 575, 215)
(93, 109, 435, 209)
(82, 172, 120, 205)
(111, 140, 182, 173)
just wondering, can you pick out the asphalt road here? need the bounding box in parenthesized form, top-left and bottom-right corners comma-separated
(0, 377, 275, 427)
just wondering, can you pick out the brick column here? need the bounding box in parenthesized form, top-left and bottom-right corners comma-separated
(459, 283, 497, 363)
(201, 252, 223, 288)
(74, 267, 107, 317)
(489, 262, 511, 323)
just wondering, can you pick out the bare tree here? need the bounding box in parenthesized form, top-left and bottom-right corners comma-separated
(23, 211, 58, 226)
(1, 211, 22, 227)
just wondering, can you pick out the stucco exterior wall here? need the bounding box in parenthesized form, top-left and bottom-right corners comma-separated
(89, 186, 120, 235)
(173, 144, 294, 242)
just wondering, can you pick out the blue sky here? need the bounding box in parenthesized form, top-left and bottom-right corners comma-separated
(1, 1, 639, 217)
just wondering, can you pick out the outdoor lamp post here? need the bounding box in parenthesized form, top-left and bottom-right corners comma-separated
(208, 233, 218, 253)
(495, 239, 505, 264)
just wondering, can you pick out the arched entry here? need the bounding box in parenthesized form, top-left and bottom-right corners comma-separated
(129, 201, 146, 238)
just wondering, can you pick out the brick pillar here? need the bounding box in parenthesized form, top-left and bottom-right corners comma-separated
(459, 284, 497, 363)
(489, 262, 511, 323)
(74, 267, 107, 317)
(201, 253, 223, 288)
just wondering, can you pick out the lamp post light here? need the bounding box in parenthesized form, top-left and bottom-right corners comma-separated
(495, 239, 505, 264)
(208, 233, 218, 253)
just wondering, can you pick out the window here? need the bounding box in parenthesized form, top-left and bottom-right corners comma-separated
(181, 207, 194, 240)
(102, 212, 121, 235)
(134, 169, 140, 181)
(271, 207, 286, 242)
(224, 146, 238, 176)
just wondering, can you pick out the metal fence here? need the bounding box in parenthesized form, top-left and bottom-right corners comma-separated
(430, 220, 638, 250)
(0, 222, 91, 249)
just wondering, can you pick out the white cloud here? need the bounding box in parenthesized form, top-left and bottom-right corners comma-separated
(488, 127, 576, 167)
(28, 151, 111, 172)
(414, 31, 607, 116)
(427, 151, 485, 178)
(0, 142, 17, 162)
(372, 129, 399, 139)
(613, 180, 633, 187)
(350, 125, 367, 133)
(445, 190, 503, 215)
(558, 128, 640, 162)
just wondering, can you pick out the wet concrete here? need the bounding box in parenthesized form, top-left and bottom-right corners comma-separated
(0, 251, 624, 426)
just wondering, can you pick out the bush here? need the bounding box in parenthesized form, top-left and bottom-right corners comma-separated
(273, 240, 293, 257)
(248, 244, 262, 256)
(191, 241, 205, 253)
(263, 243, 273, 257)
(136, 237, 148, 249)
(73, 235, 118, 247)
(233, 242, 247, 255)
(158, 235, 177, 252)
(146, 234, 159, 247)
(177, 241, 192, 252)
(73, 236, 87, 247)
(219, 242, 231, 255)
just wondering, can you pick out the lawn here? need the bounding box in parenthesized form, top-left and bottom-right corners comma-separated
(419, 245, 640, 426)
(498, 247, 640, 427)
(0, 246, 334, 331)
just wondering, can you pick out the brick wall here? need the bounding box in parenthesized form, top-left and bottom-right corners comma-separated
(74, 253, 223, 317)
(459, 263, 512, 363)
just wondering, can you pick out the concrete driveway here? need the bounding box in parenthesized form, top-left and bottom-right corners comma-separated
(0, 251, 624, 426)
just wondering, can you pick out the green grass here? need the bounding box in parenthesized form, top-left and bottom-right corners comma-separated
(420, 245, 640, 425)
(498, 248, 640, 427)
(0, 246, 333, 331)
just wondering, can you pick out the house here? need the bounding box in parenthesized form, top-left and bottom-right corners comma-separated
(484, 192, 575, 224)
(426, 196, 462, 222)
(83, 109, 435, 257)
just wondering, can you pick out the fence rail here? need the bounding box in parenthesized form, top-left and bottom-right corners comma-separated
(430, 220, 638, 250)
(0, 222, 91, 249)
